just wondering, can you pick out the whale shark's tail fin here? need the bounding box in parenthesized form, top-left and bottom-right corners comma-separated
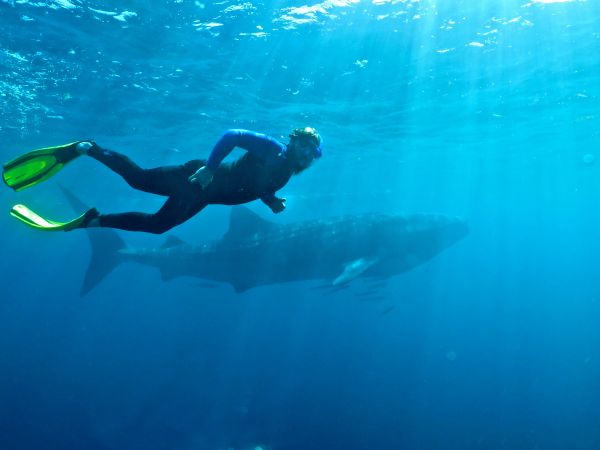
(60, 186, 126, 296)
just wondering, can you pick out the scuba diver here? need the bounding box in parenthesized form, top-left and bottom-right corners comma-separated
(2, 127, 323, 233)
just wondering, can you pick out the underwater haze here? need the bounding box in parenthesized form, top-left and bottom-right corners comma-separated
(1, 0, 600, 449)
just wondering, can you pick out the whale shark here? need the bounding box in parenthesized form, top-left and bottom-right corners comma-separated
(65, 191, 469, 295)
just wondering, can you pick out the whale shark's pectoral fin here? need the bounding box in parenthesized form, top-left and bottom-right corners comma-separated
(333, 258, 379, 286)
(160, 267, 179, 282)
(231, 280, 251, 293)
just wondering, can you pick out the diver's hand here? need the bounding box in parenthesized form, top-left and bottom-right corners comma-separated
(269, 197, 286, 214)
(189, 166, 214, 188)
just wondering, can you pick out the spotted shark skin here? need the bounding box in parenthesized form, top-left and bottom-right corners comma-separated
(64, 188, 468, 295)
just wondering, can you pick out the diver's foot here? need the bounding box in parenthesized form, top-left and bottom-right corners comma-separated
(86, 216, 101, 228)
(76, 141, 94, 155)
(64, 208, 101, 231)
(82, 208, 101, 228)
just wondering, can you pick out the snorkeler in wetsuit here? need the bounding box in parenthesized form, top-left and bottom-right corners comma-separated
(2, 128, 323, 234)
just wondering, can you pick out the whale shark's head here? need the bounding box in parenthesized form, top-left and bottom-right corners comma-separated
(375, 213, 469, 267)
(418, 213, 469, 249)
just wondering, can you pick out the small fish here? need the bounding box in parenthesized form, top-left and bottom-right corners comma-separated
(359, 295, 386, 302)
(191, 282, 219, 289)
(380, 306, 396, 315)
(365, 279, 388, 289)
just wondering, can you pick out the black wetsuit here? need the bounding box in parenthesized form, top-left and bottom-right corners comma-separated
(89, 130, 293, 234)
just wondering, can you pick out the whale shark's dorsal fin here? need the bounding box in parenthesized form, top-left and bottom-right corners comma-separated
(161, 235, 186, 249)
(223, 207, 274, 241)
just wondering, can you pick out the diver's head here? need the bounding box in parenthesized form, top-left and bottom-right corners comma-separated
(286, 127, 323, 173)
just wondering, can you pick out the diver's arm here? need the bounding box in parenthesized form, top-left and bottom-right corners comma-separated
(206, 129, 284, 171)
(190, 129, 284, 187)
(261, 192, 286, 214)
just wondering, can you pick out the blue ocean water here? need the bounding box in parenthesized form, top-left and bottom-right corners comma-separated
(1, 0, 600, 449)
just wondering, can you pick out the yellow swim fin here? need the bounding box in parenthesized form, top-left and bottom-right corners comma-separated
(2, 141, 85, 191)
(10, 204, 99, 232)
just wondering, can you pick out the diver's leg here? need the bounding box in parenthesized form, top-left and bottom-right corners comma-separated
(87, 144, 203, 196)
(93, 196, 207, 234)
